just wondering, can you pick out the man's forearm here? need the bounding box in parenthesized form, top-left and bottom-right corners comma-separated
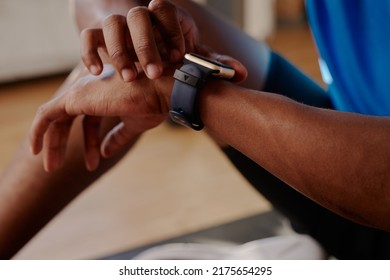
(0, 66, 139, 259)
(0, 120, 137, 259)
(200, 79, 390, 231)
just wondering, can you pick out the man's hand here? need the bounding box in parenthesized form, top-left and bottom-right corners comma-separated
(81, 0, 196, 80)
(80, 0, 247, 83)
(29, 65, 174, 172)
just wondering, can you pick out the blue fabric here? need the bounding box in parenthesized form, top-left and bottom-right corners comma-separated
(306, 0, 390, 115)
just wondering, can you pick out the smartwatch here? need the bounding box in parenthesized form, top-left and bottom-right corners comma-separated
(169, 53, 235, 130)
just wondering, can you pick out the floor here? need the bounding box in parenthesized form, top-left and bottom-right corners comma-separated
(105, 211, 290, 260)
(0, 23, 323, 259)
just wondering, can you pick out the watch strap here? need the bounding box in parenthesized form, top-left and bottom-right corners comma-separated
(170, 63, 216, 130)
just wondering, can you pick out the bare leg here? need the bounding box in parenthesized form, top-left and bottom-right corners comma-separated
(0, 66, 137, 259)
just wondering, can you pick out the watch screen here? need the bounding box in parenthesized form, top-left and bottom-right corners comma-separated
(187, 53, 233, 69)
(185, 53, 235, 79)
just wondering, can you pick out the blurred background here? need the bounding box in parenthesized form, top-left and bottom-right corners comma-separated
(0, 0, 79, 83)
(0, 0, 321, 259)
(0, 0, 308, 83)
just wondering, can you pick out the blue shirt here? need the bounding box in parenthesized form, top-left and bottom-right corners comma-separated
(306, 0, 390, 115)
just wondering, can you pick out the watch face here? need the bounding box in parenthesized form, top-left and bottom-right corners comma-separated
(185, 53, 235, 79)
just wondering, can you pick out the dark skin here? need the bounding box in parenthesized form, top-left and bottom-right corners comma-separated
(0, 65, 139, 259)
(32, 0, 390, 230)
(0, 0, 151, 259)
(0, 0, 247, 259)
(1, 0, 390, 260)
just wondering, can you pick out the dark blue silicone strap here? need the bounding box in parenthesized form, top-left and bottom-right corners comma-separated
(170, 62, 215, 130)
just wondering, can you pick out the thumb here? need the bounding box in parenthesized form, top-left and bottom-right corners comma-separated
(208, 53, 248, 84)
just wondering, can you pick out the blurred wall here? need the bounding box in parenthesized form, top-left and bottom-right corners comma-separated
(0, 0, 80, 82)
(0, 0, 274, 83)
(206, 0, 275, 40)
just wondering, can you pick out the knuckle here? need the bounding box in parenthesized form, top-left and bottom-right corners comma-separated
(80, 28, 96, 38)
(109, 47, 126, 60)
(36, 103, 48, 116)
(134, 40, 153, 56)
(127, 6, 148, 21)
(103, 14, 125, 28)
(80, 28, 101, 45)
(109, 49, 128, 67)
(81, 49, 96, 63)
(80, 28, 94, 40)
(149, 0, 174, 12)
(80, 29, 90, 41)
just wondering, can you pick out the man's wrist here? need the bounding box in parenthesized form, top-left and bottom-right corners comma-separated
(198, 79, 233, 128)
(169, 53, 235, 130)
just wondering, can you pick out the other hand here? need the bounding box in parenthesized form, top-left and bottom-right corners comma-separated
(80, 0, 247, 83)
(29, 65, 174, 172)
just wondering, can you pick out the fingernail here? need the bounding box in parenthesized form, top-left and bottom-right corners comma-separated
(146, 64, 161, 79)
(90, 65, 100, 75)
(121, 69, 136, 82)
